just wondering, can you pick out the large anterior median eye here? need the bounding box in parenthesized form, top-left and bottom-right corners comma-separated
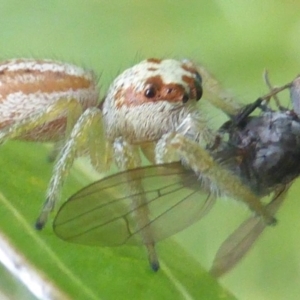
(195, 71, 202, 85)
(144, 85, 156, 98)
(182, 93, 190, 103)
(195, 71, 203, 101)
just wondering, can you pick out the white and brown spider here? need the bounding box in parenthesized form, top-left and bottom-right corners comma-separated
(0, 57, 295, 272)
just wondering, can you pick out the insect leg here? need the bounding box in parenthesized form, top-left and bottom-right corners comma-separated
(210, 184, 291, 277)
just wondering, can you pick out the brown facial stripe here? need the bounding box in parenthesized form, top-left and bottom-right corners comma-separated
(115, 75, 188, 107)
(146, 58, 162, 64)
(0, 70, 95, 101)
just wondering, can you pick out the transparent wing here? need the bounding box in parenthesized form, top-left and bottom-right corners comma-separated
(53, 162, 216, 246)
(210, 184, 291, 277)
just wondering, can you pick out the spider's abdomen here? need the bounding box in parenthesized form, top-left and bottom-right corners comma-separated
(0, 59, 99, 141)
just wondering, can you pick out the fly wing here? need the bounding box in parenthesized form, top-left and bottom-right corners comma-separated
(210, 184, 291, 277)
(53, 162, 216, 247)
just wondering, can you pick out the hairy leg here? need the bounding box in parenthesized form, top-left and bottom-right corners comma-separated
(36, 107, 106, 229)
(157, 132, 276, 225)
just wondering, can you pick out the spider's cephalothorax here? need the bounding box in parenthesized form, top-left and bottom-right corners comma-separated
(101, 58, 206, 167)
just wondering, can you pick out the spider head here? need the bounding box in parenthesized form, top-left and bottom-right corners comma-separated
(107, 58, 202, 108)
(102, 58, 203, 143)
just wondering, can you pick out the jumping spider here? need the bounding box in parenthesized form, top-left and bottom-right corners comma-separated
(0, 57, 296, 272)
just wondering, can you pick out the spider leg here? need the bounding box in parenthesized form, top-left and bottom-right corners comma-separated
(196, 64, 243, 116)
(112, 138, 159, 271)
(36, 107, 106, 229)
(158, 132, 276, 225)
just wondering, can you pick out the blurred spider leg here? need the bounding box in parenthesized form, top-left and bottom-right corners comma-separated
(0, 98, 83, 144)
(195, 64, 243, 116)
(113, 138, 159, 271)
(36, 107, 106, 229)
(210, 184, 291, 277)
(162, 133, 276, 225)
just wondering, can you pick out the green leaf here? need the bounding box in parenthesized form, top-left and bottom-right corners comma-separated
(0, 141, 236, 300)
(1, 1, 300, 299)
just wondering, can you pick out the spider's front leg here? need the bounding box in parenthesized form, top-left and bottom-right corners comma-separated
(194, 63, 242, 116)
(156, 131, 276, 226)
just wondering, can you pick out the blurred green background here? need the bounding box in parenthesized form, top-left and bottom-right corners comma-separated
(0, 1, 300, 299)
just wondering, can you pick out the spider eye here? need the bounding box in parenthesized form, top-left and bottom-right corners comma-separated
(182, 93, 189, 103)
(195, 71, 202, 84)
(195, 84, 202, 101)
(144, 85, 156, 98)
(194, 72, 203, 101)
